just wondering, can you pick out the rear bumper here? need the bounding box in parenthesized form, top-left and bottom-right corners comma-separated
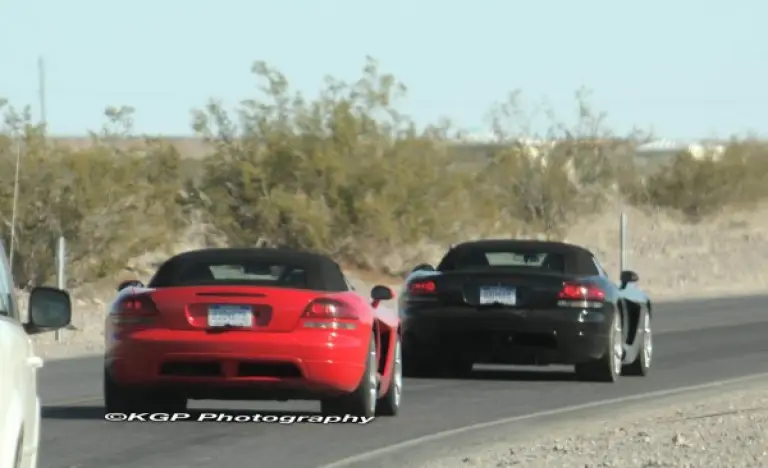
(105, 328, 368, 398)
(402, 306, 613, 365)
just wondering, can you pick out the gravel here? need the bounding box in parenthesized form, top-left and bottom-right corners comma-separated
(417, 379, 768, 468)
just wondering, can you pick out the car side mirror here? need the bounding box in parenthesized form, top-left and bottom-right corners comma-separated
(620, 270, 639, 287)
(117, 279, 143, 292)
(370, 285, 394, 308)
(24, 286, 72, 335)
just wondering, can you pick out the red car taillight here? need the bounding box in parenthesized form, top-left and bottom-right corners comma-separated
(408, 279, 436, 295)
(111, 293, 159, 326)
(301, 298, 357, 330)
(557, 281, 605, 308)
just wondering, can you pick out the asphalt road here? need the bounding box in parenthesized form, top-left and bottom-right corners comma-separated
(38, 294, 768, 468)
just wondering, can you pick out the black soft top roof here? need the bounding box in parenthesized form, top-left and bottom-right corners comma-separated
(438, 239, 598, 276)
(148, 248, 349, 291)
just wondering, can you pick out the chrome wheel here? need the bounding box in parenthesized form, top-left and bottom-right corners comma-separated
(392, 339, 402, 408)
(642, 310, 652, 367)
(376, 335, 403, 416)
(367, 340, 377, 415)
(612, 315, 623, 376)
(575, 312, 624, 382)
(621, 308, 652, 377)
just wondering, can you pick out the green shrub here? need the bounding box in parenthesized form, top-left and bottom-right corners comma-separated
(626, 143, 768, 221)
(0, 103, 186, 287)
(190, 58, 491, 272)
(2, 57, 767, 285)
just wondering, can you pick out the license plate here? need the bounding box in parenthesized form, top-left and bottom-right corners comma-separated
(479, 286, 517, 306)
(207, 305, 253, 327)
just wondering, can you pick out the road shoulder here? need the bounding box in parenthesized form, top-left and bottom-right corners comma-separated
(410, 375, 768, 468)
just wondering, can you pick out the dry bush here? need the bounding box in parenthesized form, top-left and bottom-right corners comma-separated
(190, 66, 640, 273)
(190, 58, 495, 274)
(0, 103, 186, 287)
(2, 57, 767, 286)
(623, 142, 768, 221)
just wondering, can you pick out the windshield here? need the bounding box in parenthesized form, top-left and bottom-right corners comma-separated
(438, 249, 566, 272)
(149, 260, 310, 289)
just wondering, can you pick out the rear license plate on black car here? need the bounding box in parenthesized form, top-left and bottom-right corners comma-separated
(479, 286, 517, 306)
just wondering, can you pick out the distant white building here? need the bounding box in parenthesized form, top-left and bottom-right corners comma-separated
(453, 135, 730, 167)
(635, 139, 726, 161)
(457, 133, 557, 161)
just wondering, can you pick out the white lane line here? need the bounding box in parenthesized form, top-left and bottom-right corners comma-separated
(319, 371, 768, 468)
(48, 396, 101, 406)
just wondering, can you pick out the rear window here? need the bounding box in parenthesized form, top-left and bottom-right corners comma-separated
(439, 249, 566, 273)
(149, 260, 311, 289)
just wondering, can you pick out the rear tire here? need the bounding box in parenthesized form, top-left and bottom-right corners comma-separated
(623, 308, 652, 376)
(575, 311, 623, 382)
(402, 340, 438, 378)
(321, 332, 377, 418)
(152, 392, 189, 413)
(104, 369, 139, 413)
(445, 355, 474, 378)
(403, 357, 438, 378)
(104, 369, 188, 413)
(376, 334, 402, 416)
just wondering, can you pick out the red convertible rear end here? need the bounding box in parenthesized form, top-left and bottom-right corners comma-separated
(103, 248, 401, 418)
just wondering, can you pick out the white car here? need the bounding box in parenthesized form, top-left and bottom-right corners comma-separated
(0, 245, 72, 468)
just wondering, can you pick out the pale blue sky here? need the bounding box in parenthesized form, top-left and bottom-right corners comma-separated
(1, 0, 765, 138)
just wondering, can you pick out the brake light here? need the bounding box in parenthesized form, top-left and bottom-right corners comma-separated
(557, 282, 605, 308)
(112, 294, 159, 325)
(301, 298, 357, 329)
(408, 280, 436, 295)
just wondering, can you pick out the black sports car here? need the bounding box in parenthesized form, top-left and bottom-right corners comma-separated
(399, 239, 652, 382)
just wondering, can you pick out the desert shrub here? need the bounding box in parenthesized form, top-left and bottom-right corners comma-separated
(190, 63, 638, 272)
(0, 103, 186, 287)
(476, 88, 642, 238)
(190, 58, 508, 273)
(2, 56, 764, 285)
(627, 143, 768, 221)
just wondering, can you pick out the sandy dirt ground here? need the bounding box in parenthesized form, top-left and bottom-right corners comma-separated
(28, 204, 768, 359)
(416, 377, 768, 468)
(29, 204, 768, 360)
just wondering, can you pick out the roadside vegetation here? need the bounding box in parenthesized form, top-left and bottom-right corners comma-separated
(1, 57, 767, 288)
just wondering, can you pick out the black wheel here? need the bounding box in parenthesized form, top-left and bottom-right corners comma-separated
(402, 356, 435, 378)
(575, 311, 623, 382)
(321, 332, 378, 417)
(151, 391, 189, 413)
(376, 334, 402, 416)
(402, 340, 437, 378)
(444, 355, 474, 378)
(104, 369, 140, 413)
(104, 369, 188, 413)
(623, 308, 652, 376)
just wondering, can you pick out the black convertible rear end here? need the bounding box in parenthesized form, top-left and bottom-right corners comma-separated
(400, 239, 652, 382)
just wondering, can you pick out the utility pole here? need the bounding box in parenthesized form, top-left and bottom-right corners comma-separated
(38, 55, 47, 133)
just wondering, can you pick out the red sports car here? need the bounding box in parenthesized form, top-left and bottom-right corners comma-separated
(103, 248, 402, 418)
